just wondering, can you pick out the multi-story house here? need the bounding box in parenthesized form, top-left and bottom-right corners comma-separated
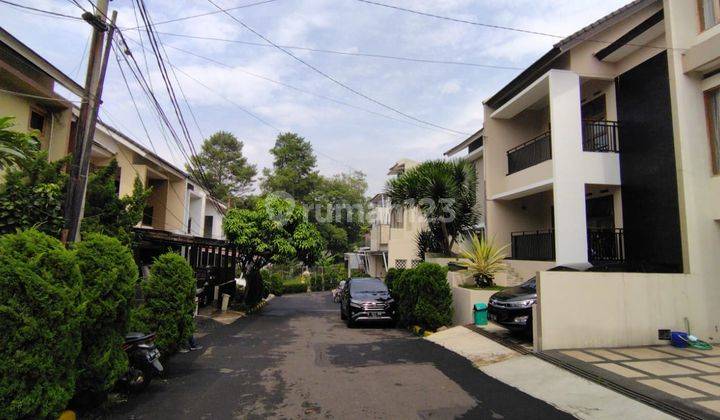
(0, 28, 225, 242)
(444, 127, 486, 236)
(364, 159, 427, 277)
(447, 0, 720, 350)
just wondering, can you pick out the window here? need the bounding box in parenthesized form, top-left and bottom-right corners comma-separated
(395, 259, 407, 269)
(699, 0, 720, 31)
(390, 207, 404, 228)
(204, 215, 214, 238)
(142, 206, 154, 226)
(706, 88, 720, 174)
(411, 259, 422, 268)
(29, 110, 46, 136)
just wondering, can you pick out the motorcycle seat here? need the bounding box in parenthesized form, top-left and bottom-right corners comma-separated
(125, 332, 155, 344)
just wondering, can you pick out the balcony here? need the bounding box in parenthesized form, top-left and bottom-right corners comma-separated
(507, 131, 552, 175)
(582, 120, 619, 153)
(510, 228, 626, 262)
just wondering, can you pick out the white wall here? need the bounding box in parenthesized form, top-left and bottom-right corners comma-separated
(452, 286, 496, 326)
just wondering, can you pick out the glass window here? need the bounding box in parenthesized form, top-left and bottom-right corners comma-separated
(699, 0, 720, 31)
(29, 110, 45, 135)
(390, 206, 404, 228)
(142, 206, 154, 226)
(707, 88, 720, 174)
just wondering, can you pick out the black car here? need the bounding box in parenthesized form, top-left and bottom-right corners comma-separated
(488, 264, 591, 333)
(340, 277, 396, 327)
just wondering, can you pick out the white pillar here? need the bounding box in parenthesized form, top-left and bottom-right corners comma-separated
(549, 70, 588, 264)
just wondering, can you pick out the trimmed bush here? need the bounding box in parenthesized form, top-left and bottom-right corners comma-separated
(74, 234, 137, 400)
(281, 280, 308, 294)
(349, 268, 370, 278)
(261, 269, 284, 296)
(384, 268, 404, 297)
(131, 252, 195, 355)
(0, 230, 83, 419)
(394, 263, 452, 331)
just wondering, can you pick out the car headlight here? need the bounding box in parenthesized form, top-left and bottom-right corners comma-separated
(508, 299, 536, 308)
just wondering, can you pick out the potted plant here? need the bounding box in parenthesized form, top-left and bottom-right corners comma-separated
(456, 234, 508, 287)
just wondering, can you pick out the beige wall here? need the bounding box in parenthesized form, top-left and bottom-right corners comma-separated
(388, 207, 425, 269)
(536, 271, 695, 350)
(451, 286, 496, 326)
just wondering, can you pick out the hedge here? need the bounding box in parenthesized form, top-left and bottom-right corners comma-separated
(131, 252, 195, 355)
(393, 262, 453, 331)
(0, 230, 83, 419)
(384, 268, 404, 297)
(309, 263, 345, 291)
(282, 280, 308, 294)
(73, 234, 137, 401)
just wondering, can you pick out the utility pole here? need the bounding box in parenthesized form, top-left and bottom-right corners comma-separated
(62, 1, 117, 243)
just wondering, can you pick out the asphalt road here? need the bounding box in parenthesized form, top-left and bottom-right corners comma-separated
(108, 292, 572, 419)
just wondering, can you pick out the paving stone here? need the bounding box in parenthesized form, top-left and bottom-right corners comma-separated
(613, 348, 674, 360)
(702, 375, 720, 385)
(652, 346, 702, 358)
(702, 357, 720, 366)
(670, 359, 720, 373)
(687, 347, 720, 356)
(670, 377, 720, 396)
(637, 379, 705, 399)
(595, 362, 646, 378)
(559, 350, 603, 363)
(696, 399, 720, 414)
(623, 360, 699, 376)
(586, 349, 629, 361)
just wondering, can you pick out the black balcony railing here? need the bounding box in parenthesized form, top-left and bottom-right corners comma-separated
(582, 120, 619, 152)
(510, 228, 625, 262)
(587, 228, 625, 262)
(511, 230, 555, 261)
(507, 131, 552, 175)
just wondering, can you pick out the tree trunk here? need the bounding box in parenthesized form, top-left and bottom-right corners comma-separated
(243, 269, 264, 306)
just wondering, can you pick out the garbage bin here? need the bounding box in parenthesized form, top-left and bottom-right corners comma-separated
(473, 303, 488, 326)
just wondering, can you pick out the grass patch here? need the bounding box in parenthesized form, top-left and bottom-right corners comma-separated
(459, 284, 506, 291)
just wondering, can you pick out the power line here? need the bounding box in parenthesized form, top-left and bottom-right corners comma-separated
(143, 38, 464, 137)
(206, 0, 470, 136)
(0, 0, 82, 20)
(150, 31, 524, 70)
(0, 88, 84, 103)
(122, 0, 280, 30)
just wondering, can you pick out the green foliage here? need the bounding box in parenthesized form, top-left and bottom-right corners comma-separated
(384, 268, 405, 297)
(456, 234, 508, 287)
(0, 116, 39, 170)
(223, 194, 324, 304)
(386, 159, 477, 256)
(281, 279, 308, 294)
(73, 234, 137, 399)
(261, 269, 284, 296)
(393, 263, 452, 331)
(349, 268, 370, 278)
(0, 230, 83, 419)
(186, 131, 257, 203)
(0, 147, 67, 237)
(261, 132, 322, 201)
(309, 263, 345, 291)
(131, 253, 196, 355)
(82, 159, 151, 245)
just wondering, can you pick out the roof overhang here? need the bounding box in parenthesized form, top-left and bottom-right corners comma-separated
(594, 10, 664, 63)
(444, 128, 483, 157)
(0, 28, 85, 98)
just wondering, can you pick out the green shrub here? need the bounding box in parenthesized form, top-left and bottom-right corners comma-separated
(0, 230, 83, 419)
(261, 269, 285, 296)
(349, 268, 370, 278)
(309, 269, 341, 291)
(281, 279, 308, 294)
(74, 234, 137, 400)
(131, 252, 195, 355)
(384, 268, 404, 297)
(394, 263, 452, 331)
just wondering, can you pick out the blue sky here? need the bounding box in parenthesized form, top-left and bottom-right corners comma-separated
(1, 0, 631, 194)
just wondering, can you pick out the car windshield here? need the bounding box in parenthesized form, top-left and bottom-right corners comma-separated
(520, 277, 536, 290)
(350, 278, 387, 293)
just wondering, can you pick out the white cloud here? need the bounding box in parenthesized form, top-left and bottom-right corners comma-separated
(439, 80, 462, 94)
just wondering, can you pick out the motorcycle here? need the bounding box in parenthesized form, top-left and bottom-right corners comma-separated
(119, 332, 164, 392)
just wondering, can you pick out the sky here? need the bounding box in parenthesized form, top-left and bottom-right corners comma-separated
(1, 0, 632, 195)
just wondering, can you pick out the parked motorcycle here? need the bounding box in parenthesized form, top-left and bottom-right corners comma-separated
(119, 332, 164, 392)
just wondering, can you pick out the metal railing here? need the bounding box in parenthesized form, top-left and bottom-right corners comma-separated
(511, 230, 555, 261)
(582, 120, 619, 152)
(507, 131, 552, 175)
(587, 228, 625, 262)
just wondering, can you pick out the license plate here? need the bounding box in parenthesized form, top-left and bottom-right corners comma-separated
(370, 312, 381, 318)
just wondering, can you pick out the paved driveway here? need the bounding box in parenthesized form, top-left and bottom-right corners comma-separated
(109, 292, 572, 419)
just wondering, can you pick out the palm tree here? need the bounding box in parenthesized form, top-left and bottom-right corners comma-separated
(386, 159, 477, 255)
(457, 234, 508, 287)
(0, 117, 38, 170)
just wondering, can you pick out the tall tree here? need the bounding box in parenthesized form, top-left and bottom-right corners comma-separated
(187, 131, 257, 203)
(261, 132, 321, 201)
(386, 159, 477, 255)
(223, 194, 324, 304)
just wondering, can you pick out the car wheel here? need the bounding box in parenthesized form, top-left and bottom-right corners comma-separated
(340, 307, 346, 320)
(346, 312, 355, 328)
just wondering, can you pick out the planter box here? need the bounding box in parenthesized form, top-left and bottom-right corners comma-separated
(451, 286, 496, 326)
